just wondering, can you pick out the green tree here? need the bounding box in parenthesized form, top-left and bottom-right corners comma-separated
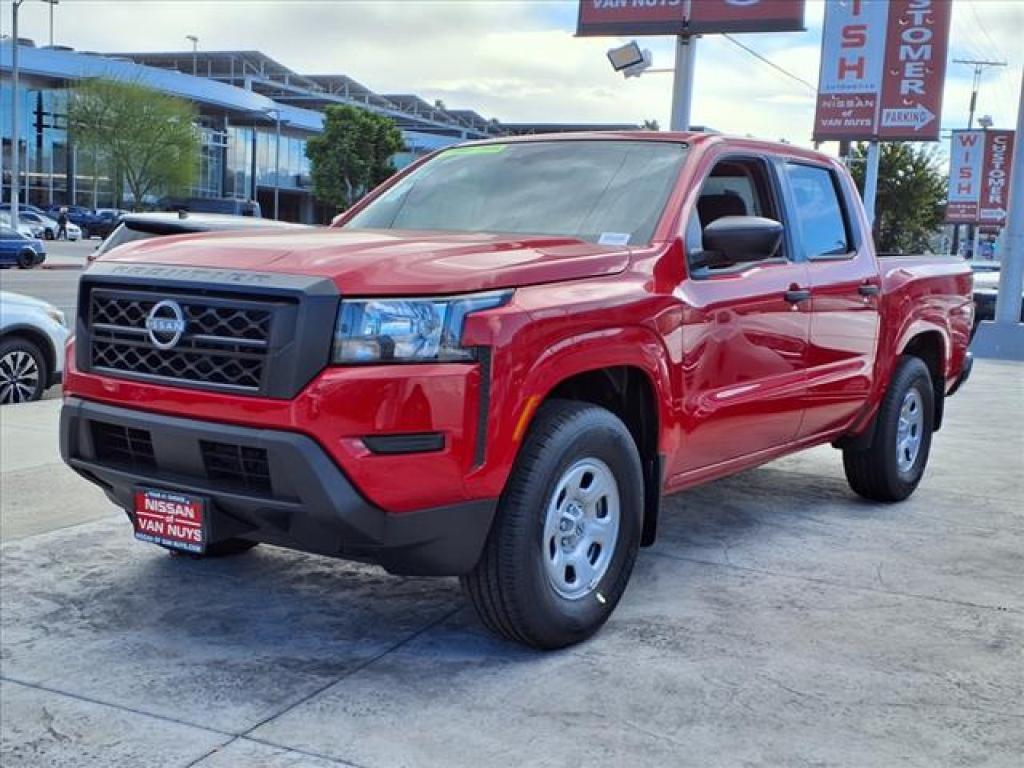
(305, 105, 405, 212)
(68, 79, 199, 209)
(849, 141, 946, 253)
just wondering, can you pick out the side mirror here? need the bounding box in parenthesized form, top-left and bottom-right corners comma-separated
(693, 215, 784, 269)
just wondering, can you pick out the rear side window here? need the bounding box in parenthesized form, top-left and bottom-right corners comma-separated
(785, 163, 851, 259)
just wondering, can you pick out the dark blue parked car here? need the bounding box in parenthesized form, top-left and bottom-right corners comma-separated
(0, 226, 46, 269)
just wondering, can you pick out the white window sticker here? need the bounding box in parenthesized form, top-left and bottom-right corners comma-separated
(598, 232, 630, 246)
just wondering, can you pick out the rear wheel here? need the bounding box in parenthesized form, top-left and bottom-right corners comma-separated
(0, 338, 47, 404)
(461, 400, 643, 649)
(843, 356, 934, 502)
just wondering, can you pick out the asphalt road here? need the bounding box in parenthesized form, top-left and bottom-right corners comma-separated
(0, 239, 92, 319)
(1, 361, 1022, 767)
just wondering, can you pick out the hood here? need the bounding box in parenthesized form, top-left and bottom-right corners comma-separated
(98, 228, 631, 294)
(0, 291, 59, 312)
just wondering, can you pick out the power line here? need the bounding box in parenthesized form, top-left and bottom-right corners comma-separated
(966, 0, 1008, 64)
(721, 33, 817, 94)
(953, 58, 1008, 128)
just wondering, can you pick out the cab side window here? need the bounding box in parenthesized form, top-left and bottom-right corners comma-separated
(785, 163, 852, 259)
(686, 157, 784, 273)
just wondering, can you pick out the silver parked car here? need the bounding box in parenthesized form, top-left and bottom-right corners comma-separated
(0, 291, 69, 404)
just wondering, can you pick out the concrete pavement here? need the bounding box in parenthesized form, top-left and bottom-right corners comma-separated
(1, 362, 1022, 767)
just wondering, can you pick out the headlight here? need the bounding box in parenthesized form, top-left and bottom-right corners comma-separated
(332, 291, 511, 363)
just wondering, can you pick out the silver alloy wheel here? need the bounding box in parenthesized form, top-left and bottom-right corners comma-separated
(896, 389, 924, 473)
(0, 350, 41, 404)
(541, 458, 621, 600)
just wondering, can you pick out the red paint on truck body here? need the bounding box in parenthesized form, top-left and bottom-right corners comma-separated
(68, 132, 972, 517)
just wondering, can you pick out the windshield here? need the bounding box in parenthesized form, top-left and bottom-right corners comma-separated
(344, 140, 687, 247)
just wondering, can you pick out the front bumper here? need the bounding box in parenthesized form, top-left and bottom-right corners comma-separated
(60, 397, 497, 576)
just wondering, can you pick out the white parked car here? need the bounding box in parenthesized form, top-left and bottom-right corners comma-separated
(17, 210, 81, 241)
(0, 212, 45, 240)
(0, 291, 69, 404)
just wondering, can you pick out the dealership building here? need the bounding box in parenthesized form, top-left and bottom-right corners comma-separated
(1, 41, 639, 223)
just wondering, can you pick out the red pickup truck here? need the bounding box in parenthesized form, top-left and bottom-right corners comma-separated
(61, 133, 973, 648)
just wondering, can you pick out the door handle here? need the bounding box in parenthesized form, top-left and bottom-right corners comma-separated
(858, 284, 880, 297)
(784, 288, 811, 304)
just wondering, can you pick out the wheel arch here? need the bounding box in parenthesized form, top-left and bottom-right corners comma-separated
(508, 328, 672, 547)
(898, 329, 946, 431)
(1, 325, 56, 382)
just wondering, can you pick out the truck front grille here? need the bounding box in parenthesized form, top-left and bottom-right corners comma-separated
(88, 290, 277, 393)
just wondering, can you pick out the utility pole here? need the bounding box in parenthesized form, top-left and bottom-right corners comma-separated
(953, 58, 1006, 257)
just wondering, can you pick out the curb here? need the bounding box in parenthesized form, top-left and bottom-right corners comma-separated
(41, 263, 85, 271)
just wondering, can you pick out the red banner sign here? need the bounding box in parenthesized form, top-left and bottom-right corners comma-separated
(946, 130, 1016, 226)
(576, 0, 804, 37)
(687, 0, 805, 33)
(813, 0, 951, 141)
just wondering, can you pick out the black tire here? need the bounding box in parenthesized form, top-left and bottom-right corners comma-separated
(843, 356, 934, 502)
(165, 539, 259, 558)
(0, 337, 48, 404)
(80, 228, 90, 240)
(461, 399, 643, 649)
(44, 229, 54, 241)
(16, 249, 36, 269)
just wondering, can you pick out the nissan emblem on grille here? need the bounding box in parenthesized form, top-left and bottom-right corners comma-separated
(145, 300, 187, 349)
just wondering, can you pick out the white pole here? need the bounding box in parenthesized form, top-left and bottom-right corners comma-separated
(863, 141, 881, 228)
(11, 0, 22, 223)
(273, 114, 281, 220)
(670, 34, 697, 132)
(994, 73, 1024, 326)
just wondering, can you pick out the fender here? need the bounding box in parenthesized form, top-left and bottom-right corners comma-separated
(840, 315, 952, 450)
(512, 324, 674, 452)
(464, 321, 677, 504)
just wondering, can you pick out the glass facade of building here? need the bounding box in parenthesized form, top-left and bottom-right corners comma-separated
(255, 130, 311, 190)
(3, 77, 315, 215)
(2, 78, 86, 207)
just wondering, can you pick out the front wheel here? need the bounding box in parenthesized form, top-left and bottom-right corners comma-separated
(461, 400, 643, 649)
(16, 249, 36, 269)
(843, 356, 935, 502)
(0, 338, 48, 404)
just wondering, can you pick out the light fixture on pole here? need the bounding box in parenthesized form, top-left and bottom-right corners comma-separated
(607, 41, 652, 79)
(186, 34, 198, 76)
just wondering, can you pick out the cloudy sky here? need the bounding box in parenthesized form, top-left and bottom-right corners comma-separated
(3, 0, 1021, 150)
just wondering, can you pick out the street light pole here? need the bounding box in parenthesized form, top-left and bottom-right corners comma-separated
(273, 112, 281, 220)
(669, 34, 697, 132)
(8, 0, 58, 219)
(48, 0, 58, 46)
(263, 108, 282, 220)
(186, 34, 198, 76)
(10, 0, 24, 224)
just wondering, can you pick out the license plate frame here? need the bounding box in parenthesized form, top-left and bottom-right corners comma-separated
(132, 487, 208, 554)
